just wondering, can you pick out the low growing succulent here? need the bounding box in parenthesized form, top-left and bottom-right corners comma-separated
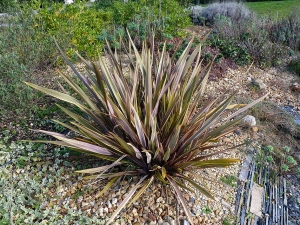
(25, 34, 267, 224)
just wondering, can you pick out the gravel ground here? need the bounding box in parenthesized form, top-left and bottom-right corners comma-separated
(2, 35, 299, 224)
(56, 50, 300, 224)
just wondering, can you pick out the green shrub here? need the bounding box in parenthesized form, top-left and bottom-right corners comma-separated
(25, 34, 266, 223)
(35, 2, 112, 58)
(199, 2, 251, 24)
(288, 58, 300, 75)
(0, 7, 60, 118)
(0, 0, 16, 12)
(96, 0, 191, 39)
(210, 13, 288, 68)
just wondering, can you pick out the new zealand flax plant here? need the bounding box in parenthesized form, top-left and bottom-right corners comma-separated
(25, 34, 267, 224)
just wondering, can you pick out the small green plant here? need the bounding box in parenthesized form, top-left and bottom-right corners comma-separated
(246, 212, 255, 219)
(222, 216, 235, 225)
(281, 164, 289, 172)
(220, 175, 237, 187)
(261, 145, 300, 175)
(288, 58, 300, 76)
(202, 205, 212, 214)
(266, 155, 273, 163)
(25, 34, 267, 224)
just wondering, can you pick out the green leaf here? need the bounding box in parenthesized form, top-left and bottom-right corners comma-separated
(161, 167, 167, 179)
(178, 174, 214, 199)
(96, 176, 119, 198)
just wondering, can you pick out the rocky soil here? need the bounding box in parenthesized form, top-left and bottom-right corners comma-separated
(2, 25, 299, 224)
(54, 50, 300, 224)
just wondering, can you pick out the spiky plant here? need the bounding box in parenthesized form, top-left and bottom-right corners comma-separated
(25, 35, 267, 224)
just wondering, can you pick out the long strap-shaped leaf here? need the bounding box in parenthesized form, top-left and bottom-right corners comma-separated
(106, 175, 148, 225)
(176, 174, 214, 199)
(167, 176, 194, 225)
(180, 94, 235, 151)
(35, 130, 112, 156)
(180, 158, 240, 169)
(128, 176, 154, 206)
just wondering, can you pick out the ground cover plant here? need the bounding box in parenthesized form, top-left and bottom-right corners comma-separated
(24, 34, 267, 224)
(0, 130, 107, 224)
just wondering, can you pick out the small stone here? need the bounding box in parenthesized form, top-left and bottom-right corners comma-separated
(99, 207, 104, 216)
(157, 207, 163, 215)
(148, 213, 156, 221)
(138, 207, 143, 214)
(40, 201, 48, 210)
(243, 115, 256, 127)
(182, 220, 190, 225)
(111, 198, 117, 205)
(120, 180, 128, 186)
(234, 129, 242, 136)
(290, 82, 300, 91)
(133, 212, 139, 218)
(184, 195, 190, 202)
(71, 187, 76, 194)
(82, 202, 89, 207)
(81, 205, 90, 211)
(156, 197, 163, 203)
(223, 138, 231, 143)
(252, 126, 259, 132)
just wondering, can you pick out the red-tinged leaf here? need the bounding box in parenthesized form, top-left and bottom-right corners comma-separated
(127, 143, 143, 159)
(84, 171, 141, 180)
(227, 93, 269, 120)
(24, 82, 87, 110)
(76, 164, 121, 174)
(131, 104, 147, 148)
(167, 176, 194, 224)
(128, 176, 154, 206)
(106, 175, 148, 225)
(36, 130, 112, 156)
